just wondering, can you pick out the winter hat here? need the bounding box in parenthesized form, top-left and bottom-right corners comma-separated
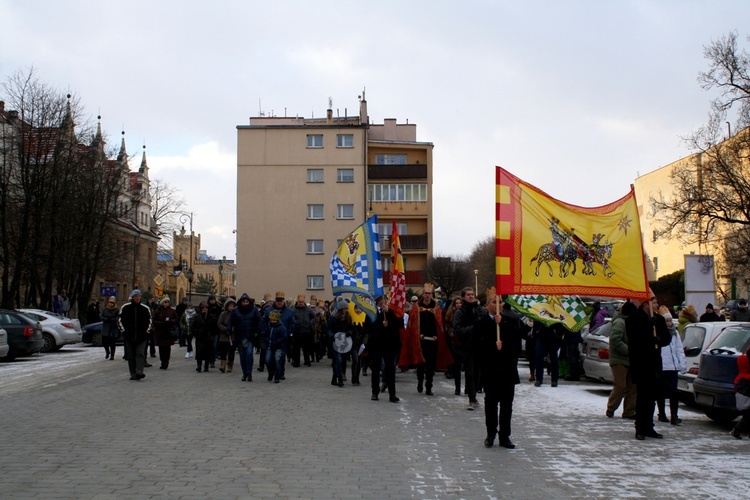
(130, 289, 142, 299)
(160, 297, 170, 305)
(224, 298, 237, 310)
(186, 303, 194, 310)
(269, 310, 281, 322)
(336, 300, 349, 311)
(661, 311, 673, 322)
(706, 303, 714, 309)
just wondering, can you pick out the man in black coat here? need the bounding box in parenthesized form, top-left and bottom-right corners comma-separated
(477, 295, 522, 449)
(366, 296, 403, 402)
(453, 287, 482, 408)
(626, 297, 672, 440)
(118, 289, 153, 381)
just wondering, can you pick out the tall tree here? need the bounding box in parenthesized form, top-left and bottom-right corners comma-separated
(150, 178, 185, 254)
(652, 32, 750, 282)
(424, 254, 470, 300)
(467, 235, 496, 294)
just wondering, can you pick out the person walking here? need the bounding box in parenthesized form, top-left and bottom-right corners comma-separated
(152, 297, 179, 370)
(117, 289, 152, 381)
(453, 287, 482, 409)
(192, 302, 217, 372)
(291, 294, 317, 367)
(532, 321, 562, 388)
(181, 303, 196, 358)
(228, 294, 261, 382)
(100, 297, 120, 360)
(176, 297, 188, 347)
(444, 297, 463, 395)
(606, 301, 637, 419)
(267, 310, 288, 383)
(327, 301, 352, 388)
(657, 306, 687, 425)
(478, 293, 521, 449)
(217, 298, 237, 374)
(406, 283, 444, 396)
(366, 296, 403, 402)
(730, 298, 750, 322)
(627, 297, 672, 440)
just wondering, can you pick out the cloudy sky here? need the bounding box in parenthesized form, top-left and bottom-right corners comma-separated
(1, 1, 747, 262)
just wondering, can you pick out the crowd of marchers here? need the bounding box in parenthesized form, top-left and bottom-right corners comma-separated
(99, 287, 750, 449)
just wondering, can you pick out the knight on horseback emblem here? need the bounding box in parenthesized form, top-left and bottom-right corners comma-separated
(530, 217, 616, 279)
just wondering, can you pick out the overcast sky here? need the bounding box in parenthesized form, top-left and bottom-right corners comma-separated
(1, 1, 747, 263)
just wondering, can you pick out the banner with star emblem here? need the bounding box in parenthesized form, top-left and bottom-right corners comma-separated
(495, 166, 650, 300)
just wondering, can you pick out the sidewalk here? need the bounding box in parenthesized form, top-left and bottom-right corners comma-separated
(0, 346, 746, 498)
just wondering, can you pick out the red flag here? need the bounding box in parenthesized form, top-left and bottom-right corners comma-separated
(389, 221, 406, 318)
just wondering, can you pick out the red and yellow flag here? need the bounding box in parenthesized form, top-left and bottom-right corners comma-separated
(389, 221, 406, 318)
(495, 166, 650, 300)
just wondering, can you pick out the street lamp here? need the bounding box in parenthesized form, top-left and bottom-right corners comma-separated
(474, 269, 479, 294)
(179, 212, 194, 302)
(185, 268, 194, 303)
(219, 255, 225, 298)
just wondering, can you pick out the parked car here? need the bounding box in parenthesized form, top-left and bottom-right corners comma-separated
(692, 325, 750, 422)
(82, 321, 122, 346)
(0, 309, 44, 359)
(582, 321, 613, 383)
(18, 309, 83, 352)
(0, 327, 9, 359)
(678, 321, 749, 403)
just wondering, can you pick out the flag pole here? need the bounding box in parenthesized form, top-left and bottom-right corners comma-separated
(496, 294, 501, 344)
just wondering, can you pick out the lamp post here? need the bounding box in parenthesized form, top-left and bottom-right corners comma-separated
(219, 255, 225, 298)
(474, 269, 478, 294)
(179, 212, 194, 302)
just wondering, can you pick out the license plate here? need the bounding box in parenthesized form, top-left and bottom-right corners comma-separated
(677, 379, 689, 391)
(589, 348, 598, 356)
(695, 393, 714, 406)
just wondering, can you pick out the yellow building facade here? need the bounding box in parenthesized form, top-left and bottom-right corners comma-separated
(235, 94, 434, 300)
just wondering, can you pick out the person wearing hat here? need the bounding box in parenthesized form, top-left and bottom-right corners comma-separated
(217, 297, 237, 374)
(192, 301, 218, 372)
(207, 295, 223, 367)
(259, 291, 296, 379)
(366, 295, 403, 402)
(228, 293, 261, 381)
(403, 283, 445, 396)
(327, 300, 352, 387)
(180, 303, 196, 358)
(100, 297, 120, 360)
(152, 297, 179, 370)
(657, 305, 687, 426)
(699, 303, 724, 322)
(266, 309, 288, 383)
(117, 289, 152, 380)
(731, 298, 750, 322)
(291, 294, 317, 367)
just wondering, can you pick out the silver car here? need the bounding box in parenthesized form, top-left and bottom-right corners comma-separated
(0, 328, 9, 359)
(582, 322, 614, 383)
(18, 309, 83, 352)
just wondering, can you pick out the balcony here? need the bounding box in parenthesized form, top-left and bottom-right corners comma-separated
(384, 270, 427, 287)
(380, 233, 428, 251)
(368, 164, 427, 180)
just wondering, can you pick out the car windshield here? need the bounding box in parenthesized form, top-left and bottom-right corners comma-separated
(707, 327, 750, 354)
(20, 312, 45, 321)
(682, 325, 706, 351)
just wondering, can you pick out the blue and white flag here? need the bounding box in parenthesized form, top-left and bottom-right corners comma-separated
(330, 215, 383, 320)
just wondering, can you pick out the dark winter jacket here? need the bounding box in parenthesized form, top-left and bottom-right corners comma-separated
(117, 300, 152, 343)
(268, 322, 288, 350)
(626, 306, 671, 384)
(152, 305, 179, 347)
(228, 294, 261, 347)
(100, 306, 120, 339)
(476, 309, 520, 391)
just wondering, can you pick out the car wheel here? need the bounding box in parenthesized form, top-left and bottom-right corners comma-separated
(92, 333, 102, 347)
(41, 333, 56, 353)
(704, 408, 738, 423)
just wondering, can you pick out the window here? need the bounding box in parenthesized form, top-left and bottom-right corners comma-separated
(337, 204, 354, 219)
(376, 223, 408, 237)
(307, 134, 323, 148)
(307, 168, 324, 183)
(307, 275, 324, 290)
(307, 240, 324, 254)
(368, 183, 428, 202)
(307, 204, 324, 219)
(337, 168, 354, 183)
(337, 134, 353, 148)
(375, 154, 407, 165)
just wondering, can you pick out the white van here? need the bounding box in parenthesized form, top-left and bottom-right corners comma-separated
(678, 321, 750, 401)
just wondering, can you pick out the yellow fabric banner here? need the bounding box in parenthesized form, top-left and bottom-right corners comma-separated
(495, 166, 650, 300)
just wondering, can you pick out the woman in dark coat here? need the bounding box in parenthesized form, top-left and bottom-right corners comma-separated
(192, 302, 217, 372)
(100, 297, 120, 360)
(152, 297, 179, 369)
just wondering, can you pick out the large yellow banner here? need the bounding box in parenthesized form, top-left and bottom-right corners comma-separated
(496, 166, 650, 300)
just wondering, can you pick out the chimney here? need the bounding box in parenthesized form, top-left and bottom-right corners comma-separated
(359, 90, 367, 124)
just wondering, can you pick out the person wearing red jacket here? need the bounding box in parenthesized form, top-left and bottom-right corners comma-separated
(730, 347, 750, 439)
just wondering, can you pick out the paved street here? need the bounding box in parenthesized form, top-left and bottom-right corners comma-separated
(0, 345, 747, 499)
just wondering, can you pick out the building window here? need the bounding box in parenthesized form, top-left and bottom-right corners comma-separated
(307, 275, 324, 290)
(307, 204, 324, 219)
(307, 168, 324, 183)
(337, 168, 354, 183)
(375, 154, 407, 165)
(307, 239, 324, 254)
(376, 223, 408, 237)
(368, 183, 427, 202)
(307, 134, 323, 148)
(337, 134, 354, 148)
(337, 204, 354, 220)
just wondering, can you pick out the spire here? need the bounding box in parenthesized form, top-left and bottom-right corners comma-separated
(95, 115, 103, 142)
(117, 130, 127, 162)
(139, 144, 149, 176)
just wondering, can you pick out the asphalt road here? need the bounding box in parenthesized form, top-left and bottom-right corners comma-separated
(0, 344, 747, 499)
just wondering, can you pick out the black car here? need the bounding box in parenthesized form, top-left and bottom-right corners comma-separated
(0, 309, 44, 360)
(693, 325, 750, 422)
(82, 322, 123, 346)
